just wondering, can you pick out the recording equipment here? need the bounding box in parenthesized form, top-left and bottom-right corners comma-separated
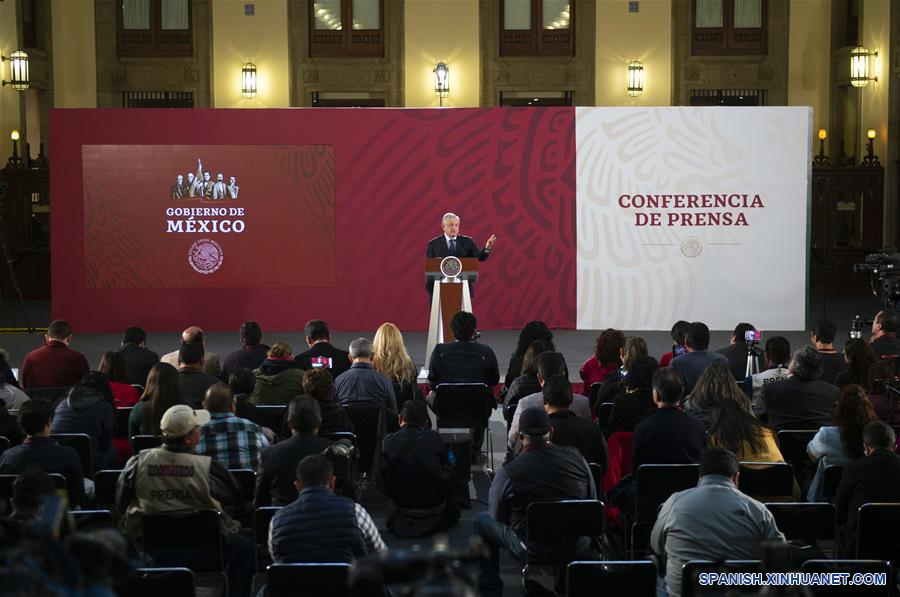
(854, 252, 900, 312)
(744, 330, 761, 344)
(849, 315, 870, 340)
(672, 344, 687, 358)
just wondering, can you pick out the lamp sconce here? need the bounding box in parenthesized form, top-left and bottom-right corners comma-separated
(850, 47, 877, 88)
(813, 128, 830, 167)
(627, 60, 644, 97)
(1, 50, 30, 91)
(8, 129, 24, 168)
(241, 62, 257, 99)
(862, 128, 881, 168)
(433, 62, 449, 107)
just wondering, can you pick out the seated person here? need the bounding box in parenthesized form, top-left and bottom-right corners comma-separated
(811, 319, 845, 385)
(715, 322, 763, 380)
(747, 336, 791, 416)
(707, 398, 783, 463)
(8, 469, 58, 523)
(294, 319, 351, 378)
(761, 345, 839, 432)
(0, 398, 85, 508)
(161, 326, 220, 377)
(117, 325, 159, 387)
(198, 383, 269, 470)
(302, 368, 352, 435)
(543, 376, 608, 468)
(380, 400, 459, 538)
(176, 342, 220, 409)
(251, 343, 304, 406)
(51, 372, 117, 472)
(268, 454, 385, 563)
(502, 340, 551, 424)
(869, 310, 900, 358)
(255, 396, 333, 506)
(659, 320, 690, 368)
(670, 321, 728, 396)
(221, 321, 269, 382)
(608, 355, 658, 433)
(20, 320, 90, 390)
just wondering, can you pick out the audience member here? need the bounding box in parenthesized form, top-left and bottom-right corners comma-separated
(651, 447, 786, 597)
(117, 404, 251, 597)
(427, 311, 500, 389)
(269, 454, 385, 563)
(670, 321, 728, 396)
(715, 322, 763, 380)
(373, 322, 424, 411)
(474, 408, 595, 597)
(834, 421, 900, 556)
(659, 320, 690, 368)
(502, 339, 551, 424)
(811, 319, 846, 384)
(708, 398, 783, 463)
(380, 400, 459, 537)
(595, 336, 650, 410)
(632, 368, 706, 472)
(0, 348, 19, 387)
(128, 362, 182, 437)
(335, 338, 398, 412)
(0, 399, 84, 507)
(160, 325, 221, 377)
(806, 385, 877, 501)
(8, 469, 57, 522)
(834, 339, 879, 393)
(579, 328, 625, 389)
(747, 335, 791, 416)
(543, 376, 608, 467)
(294, 319, 351, 378)
(761, 345, 840, 432)
(302, 368, 352, 434)
(684, 363, 751, 428)
(51, 372, 116, 472)
(20, 320, 90, 390)
(176, 342, 220, 409)
(198, 383, 269, 470)
(228, 367, 264, 427)
(0, 399, 22, 445)
(507, 352, 592, 453)
(256, 396, 333, 506)
(116, 326, 159, 387)
(0, 351, 29, 409)
(221, 321, 269, 382)
(503, 321, 554, 391)
(98, 351, 140, 407)
(869, 310, 900, 358)
(251, 342, 304, 405)
(608, 355, 658, 433)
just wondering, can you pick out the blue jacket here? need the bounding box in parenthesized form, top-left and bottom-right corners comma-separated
(51, 385, 114, 473)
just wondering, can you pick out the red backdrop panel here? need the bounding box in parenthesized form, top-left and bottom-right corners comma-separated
(51, 108, 576, 332)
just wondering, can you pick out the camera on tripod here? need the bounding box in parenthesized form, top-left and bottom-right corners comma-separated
(849, 315, 871, 340)
(854, 252, 900, 312)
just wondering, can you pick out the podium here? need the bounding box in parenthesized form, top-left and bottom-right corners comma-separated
(423, 257, 479, 370)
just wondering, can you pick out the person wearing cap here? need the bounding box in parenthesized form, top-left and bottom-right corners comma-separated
(473, 407, 596, 597)
(116, 404, 253, 597)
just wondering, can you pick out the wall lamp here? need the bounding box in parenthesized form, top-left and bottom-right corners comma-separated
(241, 62, 257, 98)
(627, 60, 644, 97)
(433, 62, 449, 107)
(813, 128, 829, 167)
(8, 129, 23, 168)
(850, 47, 877, 88)
(862, 128, 880, 168)
(1, 50, 29, 91)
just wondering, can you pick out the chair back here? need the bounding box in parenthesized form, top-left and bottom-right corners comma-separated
(681, 560, 763, 597)
(764, 502, 835, 543)
(588, 463, 604, 499)
(255, 404, 288, 432)
(141, 510, 225, 572)
(596, 402, 614, 434)
(634, 464, 700, 522)
(801, 560, 892, 596)
(50, 433, 94, 478)
(94, 469, 122, 510)
(526, 500, 604, 545)
(433, 350, 488, 386)
(589, 383, 603, 413)
(737, 462, 794, 499)
(320, 431, 357, 444)
(432, 383, 492, 429)
(567, 560, 656, 597)
(254, 506, 281, 570)
(71, 509, 114, 530)
(345, 402, 386, 474)
(266, 563, 350, 597)
(132, 435, 162, 453)
(822, 464, 843, 499)
(229, 469, 257, 504)
(775, 429, 818, 465)
(115, 407, 132, 439)
(857, 503, 900, 561)
(117, 567, 196, 597)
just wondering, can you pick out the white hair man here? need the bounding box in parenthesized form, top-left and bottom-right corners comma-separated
(425, 212, 497, 296)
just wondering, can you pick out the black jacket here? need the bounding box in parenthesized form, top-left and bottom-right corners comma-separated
(632, 407, 706, 472)
(0, 437, 85, 506)
(549, 410, 608, 468)
(117, 343, 160, 387)
(818, 351, 847, 385)
(871, 334, 900, 358)
(427, 340, 500, 389)
(609, 388, 655, 433)
(221, 344, 269, 381)
(255, 433, 334, 506)
(425, 234, 490, 295)
(51, 385, 115, 473)
(833, 449, 900, 555)
(761, 377, 839, 432)
(295, 343, 351, 378)
(177, 367, 220, 409)
(716, 342, 763, 380)
(381, 425, 452, 508)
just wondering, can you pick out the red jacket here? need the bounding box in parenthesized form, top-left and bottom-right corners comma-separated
(579, 355, 618, 390)
(20, 340, 90, 389)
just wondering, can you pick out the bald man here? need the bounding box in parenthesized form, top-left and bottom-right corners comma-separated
(161, 325, 221, 377)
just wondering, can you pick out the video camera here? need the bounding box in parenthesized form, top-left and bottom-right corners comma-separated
(853, 252, 900, 312)
(849, 315, 871, 340)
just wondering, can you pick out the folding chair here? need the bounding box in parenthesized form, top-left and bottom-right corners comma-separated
(596, 402, 615, 435)
(567, 560, 656, 597)
(775, 429, 818, 481)
(588, 463, 604, 499)
(51, 433, 94, 478)
(253, 506, 281, 571)
(433, 383, 494, 473)
(345, 402, 387, 475)
(71, 509, 114, 530)
(764, 502, 836, 555)
(94, 469, 122, 511)
(141, 510, 227, 584)
(631, 464, 700, 557)
(681, 560, 763, 596)
(115, 407, 133, 439)
(229, 469, 257, 504)
(737, 462, 794, 500)
(266, 563, 350, 597)
(822, 464, 843, 500)
(523, 500, 604, 595)
(320, 431, 357, 444)
(255, 405, 288, 433)
(857, 503, 900, 562)
(131, 435, 162, 453)
(801, 560, 892, 596)
(117, 567, 196, 597)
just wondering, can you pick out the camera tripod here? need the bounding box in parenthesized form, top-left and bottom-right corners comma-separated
(745, 343, 762, 378)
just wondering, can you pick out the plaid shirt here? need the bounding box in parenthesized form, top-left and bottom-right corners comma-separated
(198, 412, 269, 470)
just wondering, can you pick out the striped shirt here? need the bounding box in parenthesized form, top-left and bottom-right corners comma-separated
(198, 411, 269, 470)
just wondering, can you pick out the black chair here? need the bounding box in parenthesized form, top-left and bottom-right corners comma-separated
(132, 435, 162, 453)
(567, 560, 656, 597)
(0, 473, 66, 512)
(588, 463, 604, 499)
(71, 509, 114, 529)
(596, 402, 614, 434)
(433, 383, 494, 472)
(229, 469, 257, 504)
(801, 560, 892, 596)
(94, 469, 122, 510)
(737, 462, 794, 499)
(25, 386, 72, 403)
(764, 502, 835, 547)
(117, 567, 196, 597)
(141, 510, 226, 577)
(632, 464, 700, 557)
(681, 561, 763, 597)
(775, 429, 818, 481)
(267, 563, 350, 597)
(254, 506, 281, 571)
(822, 464, 843, 500)
(50, 433, 94, 478)
(115, 407, 133, 439)
(254, 404, 288, 432)
(320, 431, 357, 444)
(345, 402, 391, 475)
(857, 503, 900, 562)
(589, 383, 603, 413)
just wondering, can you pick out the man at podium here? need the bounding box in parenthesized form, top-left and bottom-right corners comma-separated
(425, 212, 497, 296)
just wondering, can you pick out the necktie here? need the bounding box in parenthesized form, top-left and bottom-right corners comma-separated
(449, 238, 456, 256)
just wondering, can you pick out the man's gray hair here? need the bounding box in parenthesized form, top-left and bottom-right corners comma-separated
(349, 337, 374, 359)
(442, 212, 459, 224)
(789, 345, 823, 382)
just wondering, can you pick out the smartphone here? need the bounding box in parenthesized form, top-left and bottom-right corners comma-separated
(311, 356, 333, 369)
(672, 344, 687, 358)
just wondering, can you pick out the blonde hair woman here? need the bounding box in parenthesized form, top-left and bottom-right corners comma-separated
(373, 322, 423, 410)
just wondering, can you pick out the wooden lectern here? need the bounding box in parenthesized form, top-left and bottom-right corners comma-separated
(423, 257, 479, 371)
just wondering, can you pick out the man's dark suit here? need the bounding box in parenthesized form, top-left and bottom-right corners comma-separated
(761, 377, 839, 432)
(631, 407, 706, 472)
(425, 235, 490, 295)
(177, 367, 220, 409)
(833, 449, 900, 555)
(118, 343, 160, 387)
(255, 433, 334, 506)
(294, 342, 351, 378)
